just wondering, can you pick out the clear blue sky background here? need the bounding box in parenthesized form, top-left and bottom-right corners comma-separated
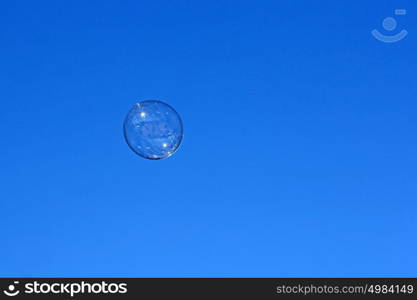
(1, 0, 416, 277)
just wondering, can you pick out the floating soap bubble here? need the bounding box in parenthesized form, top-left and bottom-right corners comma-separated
(123, 100, 183, 160)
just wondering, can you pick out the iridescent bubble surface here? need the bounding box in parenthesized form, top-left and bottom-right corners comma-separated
(123, 100, 183, 160)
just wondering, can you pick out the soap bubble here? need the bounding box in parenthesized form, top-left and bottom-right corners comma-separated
(123, 100, 183, 160)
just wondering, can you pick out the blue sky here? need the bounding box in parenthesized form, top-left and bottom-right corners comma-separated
(1, 0, 416, 277)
